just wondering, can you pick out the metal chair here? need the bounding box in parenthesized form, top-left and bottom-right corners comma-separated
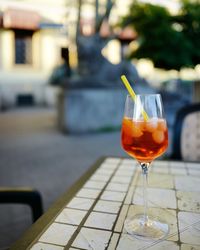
(0, 187, 43, 223)
(171, 103, 200, 161)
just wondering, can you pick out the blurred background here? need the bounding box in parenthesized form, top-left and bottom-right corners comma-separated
(0, 0, 200, 248)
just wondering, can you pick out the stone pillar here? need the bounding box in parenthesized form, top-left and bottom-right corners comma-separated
(57, 88, 127, 133)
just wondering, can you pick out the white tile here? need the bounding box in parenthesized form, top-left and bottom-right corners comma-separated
(90, 174, 110, 182)
(170, 167, 187, 175)
(151, 162, 170, 173)
(117, 234, 179, 250)
(137, 172, 174, 189)
(101, 190, 126, 202)
(31, 242, 64, 250)
(120, 163, 137, 169)
(106, 182, 129, 192)
(39, 223, 77, 246)
(121, 159, 137, 165)
(100, 163, 118, 170)
(130, 171, 140, 187)
(133, 187, 177, 209)
(72, 227, 111, 250)
(118, 165, 135, 171)
(104, 157, 121, 164)
(178, 211, 200, 245)
(84, 180, 106, 190)
(55, 208, 87, 225)
(76, 188, 101, 199)
(84, 211, 117, 230)
(175, 176, 200, 192)
(115, 169, 134, 177)
(114, 205, 129, 233)
(177, 191, 200, 213)
(147, 166, 153, 172)
(95, 168, 114, 176)
(188, 168, 200, 176)
(94, 200, 121, 214)
(152, 166, 169, 174)
(127, 205, 179, 241)
(107, 233, 120, 250)
(67, 197, 95, 211)
(186, 162, 200, 169)
(181, 243, 200, 250)
(153, 161, 170, 167)
(169, 161, 186, 168)
(111, 175, 132, 184)
(124, 186, 135, 205)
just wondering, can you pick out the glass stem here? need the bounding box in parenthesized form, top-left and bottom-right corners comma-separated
(141, 162, 150, 223)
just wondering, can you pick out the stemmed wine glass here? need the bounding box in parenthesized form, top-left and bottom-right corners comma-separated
(121, 94, 169, 240)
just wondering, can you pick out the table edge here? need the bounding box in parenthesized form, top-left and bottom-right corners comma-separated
(10, 156, 106, 250)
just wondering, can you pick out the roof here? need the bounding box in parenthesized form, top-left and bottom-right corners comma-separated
(118, 26, 137, 41)
(3, 8, 40, 30)
(0, 8, 63, 31)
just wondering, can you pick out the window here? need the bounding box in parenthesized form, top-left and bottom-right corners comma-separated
(14, 30, 33, 65)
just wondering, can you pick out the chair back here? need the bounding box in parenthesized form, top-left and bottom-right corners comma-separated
(171, 103, 200, 161)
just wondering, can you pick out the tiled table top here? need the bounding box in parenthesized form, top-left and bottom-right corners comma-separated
(11, 157, 200, 250)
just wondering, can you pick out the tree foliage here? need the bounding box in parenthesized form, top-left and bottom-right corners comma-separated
(120, 0, 200, 71)
(177, 0, 200, 67)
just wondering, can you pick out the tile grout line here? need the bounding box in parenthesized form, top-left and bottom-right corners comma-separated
(64, 158, 123, 250)
(172, 161, 181, 246)
(116, 161, 180, 250)
(27, 157, 107, 250)
(29, 159, 200, 249)
(112, 166, 137, 232)
(115, 163, 141, 249)
(104, 160, 138, 250)
(128, 161, 200, 249)
(26, 158, 107, 250)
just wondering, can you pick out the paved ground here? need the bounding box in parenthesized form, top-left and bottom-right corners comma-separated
(0, 107, 127, 249)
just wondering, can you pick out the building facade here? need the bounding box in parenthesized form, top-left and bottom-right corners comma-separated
(0, 0, 137, 109)
(0, 0, 68, 108)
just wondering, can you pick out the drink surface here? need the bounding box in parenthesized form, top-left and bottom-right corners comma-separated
(121, 117, 168, 163)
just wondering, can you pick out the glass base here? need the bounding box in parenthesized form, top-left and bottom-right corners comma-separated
(124, 214, 169, 241)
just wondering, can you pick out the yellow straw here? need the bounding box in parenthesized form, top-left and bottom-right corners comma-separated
(121, 75, 149, 121)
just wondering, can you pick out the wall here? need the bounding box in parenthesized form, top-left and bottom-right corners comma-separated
(1, 30, 14, 70)
(0, 28, 62, 108)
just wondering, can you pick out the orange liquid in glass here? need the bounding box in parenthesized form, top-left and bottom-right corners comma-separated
(121, 117, 168, 163)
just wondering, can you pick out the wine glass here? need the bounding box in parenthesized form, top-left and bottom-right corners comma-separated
(121, 94, 169, 240)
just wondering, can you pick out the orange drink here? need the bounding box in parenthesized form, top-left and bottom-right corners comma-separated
(121, 117, 168, 163)
(120, 93, 169, 240)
